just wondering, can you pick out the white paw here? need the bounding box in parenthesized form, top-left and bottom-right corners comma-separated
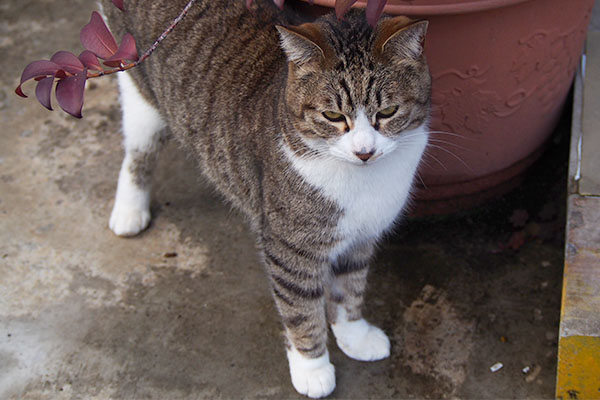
(331, 318, 390, 361)
(109, 204, 151, 237)
(287, 347, 336, 398)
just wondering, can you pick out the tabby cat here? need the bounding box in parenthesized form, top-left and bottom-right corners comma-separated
(102, 0, 430, 397)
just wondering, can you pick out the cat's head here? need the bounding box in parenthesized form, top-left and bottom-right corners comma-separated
(277, 11, 430, 165)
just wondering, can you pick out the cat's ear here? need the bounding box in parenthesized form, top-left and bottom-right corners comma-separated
(276, 23, 327, 67)
(375, 16, 428, 62)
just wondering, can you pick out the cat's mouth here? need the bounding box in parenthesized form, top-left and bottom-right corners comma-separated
(332, 150, 386, 166)
(356, 152, 384, 165)
(367, 152, 383, 163)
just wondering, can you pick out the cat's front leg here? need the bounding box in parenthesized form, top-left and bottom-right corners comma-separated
(109, 72, 166, 237)
(328, 243, 391, 362)
(286, 344, 335, 399)
(261, 241, 335, 398)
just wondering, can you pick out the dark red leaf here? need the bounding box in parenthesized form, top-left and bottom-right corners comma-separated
(79, 50, 103, 71)
(246, 0, 253, 7)
(103, 33, 139, 67)
(335, 0, 358, 19)
(366, 0, 386, 26)
(50, 51, 85, 74)
(35, 76, 54, 111)
(80, 11, 118, 60)
(15, 60, 62, 98)
(55, 68, 88, 118)
(112, 0, 124, 11)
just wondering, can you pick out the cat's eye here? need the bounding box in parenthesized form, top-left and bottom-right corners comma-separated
(376, 105, 399, 119)
(322, 111, 347, 123)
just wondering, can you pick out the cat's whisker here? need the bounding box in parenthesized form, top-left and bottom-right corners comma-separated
(425, 143, 472, 171)
(414, 170, 427, 189)
(295, 147, 328, 162)
(396, 138, 429, 148)
(428, 130, 474, 142)
(417, 156, 433, 169)
(401, 131, 472, 153)
(399, 132, 428, 141)
(427, 138, 471, 152)
(422, 151, 448, 171)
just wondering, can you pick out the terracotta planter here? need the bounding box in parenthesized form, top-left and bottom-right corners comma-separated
(296, 0, 595, 214)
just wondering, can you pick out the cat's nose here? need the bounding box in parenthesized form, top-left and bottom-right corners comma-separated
(355, 150, 375, 162)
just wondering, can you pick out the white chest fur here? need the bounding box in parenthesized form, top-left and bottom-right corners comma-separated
(284, 125, 428, 261)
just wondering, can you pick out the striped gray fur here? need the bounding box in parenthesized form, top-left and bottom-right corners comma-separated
(103, 0, 430, 361)
(128, 148, 160, 188)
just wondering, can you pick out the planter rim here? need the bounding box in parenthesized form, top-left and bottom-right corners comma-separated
(306, 0, 534, 16)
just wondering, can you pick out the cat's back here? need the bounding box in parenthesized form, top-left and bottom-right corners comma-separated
(102, 0, 290, 132)
(103, 0, 302, 217)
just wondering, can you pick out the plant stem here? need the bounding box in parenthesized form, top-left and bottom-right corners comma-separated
(137, 0, 198, 64)
(87, 0, 198, 79)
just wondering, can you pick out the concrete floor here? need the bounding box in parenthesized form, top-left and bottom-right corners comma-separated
(0, 0, 578, 398)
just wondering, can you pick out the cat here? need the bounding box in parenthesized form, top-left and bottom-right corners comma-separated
(101, 0, 430, 397)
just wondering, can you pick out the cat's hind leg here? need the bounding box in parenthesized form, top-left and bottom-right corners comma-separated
(328, 242, 391, 361)
(109, 71, 166, 237)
